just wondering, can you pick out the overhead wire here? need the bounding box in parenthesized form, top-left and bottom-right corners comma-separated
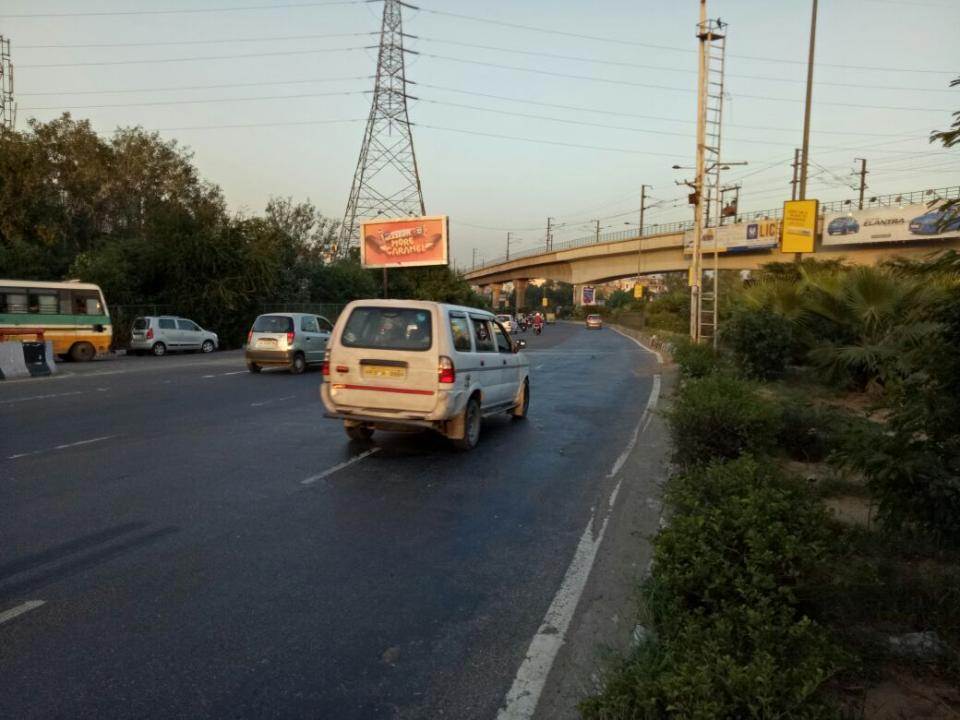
(0, 1, 371, 19)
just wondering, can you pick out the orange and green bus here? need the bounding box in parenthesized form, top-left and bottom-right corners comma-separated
(0, 280, 112, 361)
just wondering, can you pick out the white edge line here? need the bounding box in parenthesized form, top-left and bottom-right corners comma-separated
(0, 600, 45, 626)
(301, 447, 380, 485)
(221, 370, 247, 376)
(53, 435, 115, 451)
(497, 372, 662, 720)
(611, 326, 664, 365)
(0, 390, 85, 405)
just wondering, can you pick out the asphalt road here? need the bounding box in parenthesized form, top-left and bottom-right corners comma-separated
(0, 322, 660, 720)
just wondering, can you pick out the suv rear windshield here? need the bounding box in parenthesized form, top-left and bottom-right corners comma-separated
(252, 315, 294, 333)
(341, 307, 432, 351)
(132, 317, 149, 330)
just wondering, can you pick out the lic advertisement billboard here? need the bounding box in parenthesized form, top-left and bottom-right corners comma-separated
(683, 219, 779, 254)
(823, 201, 960, 246)
(360, 215, 449, 269)
(580, 286, 596, 305)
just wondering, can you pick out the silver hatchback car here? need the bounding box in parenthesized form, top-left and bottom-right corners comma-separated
(130, 316, 219, 356)
(245, 312, 333, 374)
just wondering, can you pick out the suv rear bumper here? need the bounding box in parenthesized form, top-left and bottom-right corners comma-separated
(320, 383, 467, 428)
(245, 348, 294, 365)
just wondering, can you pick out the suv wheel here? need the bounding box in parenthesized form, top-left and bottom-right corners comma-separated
(290, 352, 306, 374)
(247, 362, 261, 374)
(152, 342, 167, 357)
(452, 396, 481, 451)
(201, 340, 215, 353)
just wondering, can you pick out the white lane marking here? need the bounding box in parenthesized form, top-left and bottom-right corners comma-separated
(534, 364, 543, 370)
(54, 435, 115, 451)
(497, 512, 611, 720)
(0, 600, 45, 626)
(611, 327, 664, 365)
(301, 448, 380, 485)
(0, 390, 85, 405)
(497, 373, 662, 720)
(202, 374, 216, 379)
(607, 374, 661, 479)
(221, 370, 246, 376)
(7, 435, 116, 460)
(251, 394, 295, 407)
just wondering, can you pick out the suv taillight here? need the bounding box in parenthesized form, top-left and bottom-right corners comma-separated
(247, 330, 253, 345)
(146, 328, 154, 340)
(286, 331, 295, 346)
(321, 349, 330, 379)
(438, 356, 455, 384)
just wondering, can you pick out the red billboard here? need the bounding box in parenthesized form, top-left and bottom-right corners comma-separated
(360, 215, 449, 269)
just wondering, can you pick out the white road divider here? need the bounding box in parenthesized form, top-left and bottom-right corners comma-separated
(0, 341, 30, 380)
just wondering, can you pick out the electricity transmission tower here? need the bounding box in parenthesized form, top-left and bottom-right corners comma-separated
(0, 36, 15, 130)
(336, 0, 425, 257)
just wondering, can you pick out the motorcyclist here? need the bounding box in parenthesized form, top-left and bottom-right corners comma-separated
(533, 312, 544, 335)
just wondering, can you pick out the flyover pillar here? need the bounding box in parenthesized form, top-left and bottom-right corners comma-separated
(573, 283, 582, 306)
(513, 278, 529, 312)
(489, 282, 503, 309)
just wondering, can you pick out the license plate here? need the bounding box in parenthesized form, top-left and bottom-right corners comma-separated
(257, 338, 277, 348)
(362, 365, 406, 379)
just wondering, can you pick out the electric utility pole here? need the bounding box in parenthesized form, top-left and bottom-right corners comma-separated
(798, 0, 818, 201)
(791, 148, 801, 200)
(594, 219, 601, 243)
(0, 36, 14, 130)
(855, 158, 868, 210)
(637, 184, 653, 281)
(506, 231, 512, 261)
(337, 0, 425, 257)
(546, 217, 553, 251)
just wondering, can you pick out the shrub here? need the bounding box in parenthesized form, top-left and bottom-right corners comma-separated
(666, 374, 781, 467)
(671, 337, 720, 379)
(581, 457, 844, 719)
(723, 306, 793, 380)
(777, 400, 845, 463)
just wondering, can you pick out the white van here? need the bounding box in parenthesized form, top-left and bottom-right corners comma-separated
(321, 300, 529, 450)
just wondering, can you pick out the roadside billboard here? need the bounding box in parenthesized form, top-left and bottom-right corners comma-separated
(683, 219, 779, 254)
(581, 286, 596, 305)
(822, 201, 960, 246)
(781, 199, 818, 253)
(360, 215, 449, 269)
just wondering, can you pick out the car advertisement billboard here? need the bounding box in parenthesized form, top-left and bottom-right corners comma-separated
(822, 202, 960, 246)
(682, 219, 780, 254)
(360, 215, 449, 268)
(781, 199, 818, 253)
(581, 286, 596, 305)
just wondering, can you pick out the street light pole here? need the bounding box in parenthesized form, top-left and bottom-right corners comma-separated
(506, 231, 512, 261)
(798, 0, 818, 201)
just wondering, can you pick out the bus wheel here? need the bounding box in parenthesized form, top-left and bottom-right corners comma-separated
(69, 342, 95, 362)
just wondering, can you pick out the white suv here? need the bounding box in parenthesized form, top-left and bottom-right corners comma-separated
(321, 300, 529, 450)
(130, 316, 219, 356)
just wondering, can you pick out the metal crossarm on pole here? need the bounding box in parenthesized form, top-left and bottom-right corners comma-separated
(336, 0, 425, 257)
(0, 36, 15, 130)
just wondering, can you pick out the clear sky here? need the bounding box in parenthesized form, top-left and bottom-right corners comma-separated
(3, 0, 959, 267)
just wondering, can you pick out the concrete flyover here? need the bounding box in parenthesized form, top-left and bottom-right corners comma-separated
(464, 229, 960, 303)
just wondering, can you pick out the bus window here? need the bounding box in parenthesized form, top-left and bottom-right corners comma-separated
(29, 292, 58, 314)
(0, 292, 28, 313)
(73, 291, 103, 315)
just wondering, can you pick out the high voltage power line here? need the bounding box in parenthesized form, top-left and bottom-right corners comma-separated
(0, 1, 369, 19)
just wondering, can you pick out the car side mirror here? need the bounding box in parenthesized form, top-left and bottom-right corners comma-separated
(513, 339, 526, 352)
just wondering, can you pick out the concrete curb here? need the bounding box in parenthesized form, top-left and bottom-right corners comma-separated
(0, 341, 30, 380)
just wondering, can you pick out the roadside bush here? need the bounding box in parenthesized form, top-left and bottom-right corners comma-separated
(580, 457, 844, 719)
(777, 400, 845, 463)
(658, 456, 834, 612)
(666, 374, 781, 467)
(671, 337, 720, 379)
(723, 306, 793, 380)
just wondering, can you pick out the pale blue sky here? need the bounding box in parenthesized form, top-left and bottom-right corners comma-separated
(4, 0, 959, 267)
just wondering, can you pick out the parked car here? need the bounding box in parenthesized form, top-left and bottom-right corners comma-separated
(321, 300, 529, 450)
(130, 316, 218, 356)
(495, 314, 516, 333)
(245, 313, 333, 374)
(827, 216, 860, 236)
(909, 207, 960, 235)
(585, 314, 603, 329)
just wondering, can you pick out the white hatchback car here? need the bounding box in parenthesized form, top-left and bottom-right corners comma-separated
(321, 300, 529, 450)
(130, 316, 219, 356)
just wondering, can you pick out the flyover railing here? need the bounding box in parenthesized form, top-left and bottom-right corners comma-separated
(467, 185, 960, 273)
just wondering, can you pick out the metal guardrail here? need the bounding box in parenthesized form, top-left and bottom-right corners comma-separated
(467, 185, 960, 272)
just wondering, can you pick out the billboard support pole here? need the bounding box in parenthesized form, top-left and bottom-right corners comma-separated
(383, 268, 389, 299)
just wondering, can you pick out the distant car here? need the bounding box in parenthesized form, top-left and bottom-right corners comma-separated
(245, 312, 333, 374)
(909, 207, 960, 235)
(130, 316, 218, 356)
(585, 314, 603, 329)
(827, 216, 860, 236)
(495, 314, 516, 333)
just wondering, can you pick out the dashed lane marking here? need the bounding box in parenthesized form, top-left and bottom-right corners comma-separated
(250, 394, 295, 407)
(0, 601, 45, 626)
(0, 390, 85, 405)
(300, 448, 380, 486)
(7, 435, 117, 461)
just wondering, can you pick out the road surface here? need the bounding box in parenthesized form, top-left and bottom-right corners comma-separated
(0, 322, 661, 720)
